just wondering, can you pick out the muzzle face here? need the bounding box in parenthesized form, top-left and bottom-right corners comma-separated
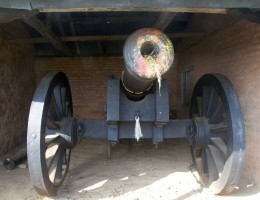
(123, 28, 174, 81)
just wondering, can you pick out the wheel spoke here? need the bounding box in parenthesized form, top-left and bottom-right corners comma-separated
(61, 88, 66, 117)
(49, 95, 62, 121)
(46, 116, 60, 130)
(210, 133, 226, 139)
(205, 148, 218, 182)
(54, 148, 66, 184)
(53, 84, 63, 117)
(210, 124, 228, 134)
(210, 138, 228, 157)
(196, 96, 203, 116)
(65, 102, 69, 116)
(201, 150, 208, 174)
(208, 145, 225, 176)
(202, 86, 211, 117)
(206, 88, 219, 118)
(48, 147, 64, 183)
(46, 144, 63, 170)
(208, 102, 224, 124)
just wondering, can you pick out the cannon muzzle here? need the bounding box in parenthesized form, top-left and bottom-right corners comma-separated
(122, 28, 174, 99)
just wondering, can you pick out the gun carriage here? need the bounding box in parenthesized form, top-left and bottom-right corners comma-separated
(27, 28, 245, 196)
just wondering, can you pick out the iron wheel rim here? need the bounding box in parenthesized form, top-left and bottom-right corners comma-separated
(189, 74, 245, 195)
(27, 71, 73, 196)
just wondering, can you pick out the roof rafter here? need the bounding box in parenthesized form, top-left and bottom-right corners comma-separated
(23, 15, 73, 56)
(6, 32, 205, 44)
(154, 12, 177, 31)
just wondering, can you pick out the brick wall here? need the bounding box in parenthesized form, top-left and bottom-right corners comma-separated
(0, 22, 35, 155)
(35, 57, 123, 119)
(175, 18, 260, 185)
(35, 57, 176, 119)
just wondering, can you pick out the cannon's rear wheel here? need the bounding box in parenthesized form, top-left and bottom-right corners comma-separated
(189, 74, 245, 195)
(27, 72, 73, 196)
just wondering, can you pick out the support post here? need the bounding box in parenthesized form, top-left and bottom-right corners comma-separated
(107, 76, 120, 142)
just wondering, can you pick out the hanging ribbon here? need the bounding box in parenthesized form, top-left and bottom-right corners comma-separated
(155, 62, 162, 96)
(135, 115, 143, 142)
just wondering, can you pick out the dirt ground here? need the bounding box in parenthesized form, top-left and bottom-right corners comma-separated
(0, 139, 259, 200)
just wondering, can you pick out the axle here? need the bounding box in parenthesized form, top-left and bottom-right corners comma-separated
(56, 118, 193, 141)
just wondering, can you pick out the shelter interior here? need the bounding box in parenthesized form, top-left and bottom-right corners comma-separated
(0, 1, 260, 194)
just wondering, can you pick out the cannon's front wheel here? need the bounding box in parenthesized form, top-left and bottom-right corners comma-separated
(27, 72, 75, 196)
(189, 74, 245, 195)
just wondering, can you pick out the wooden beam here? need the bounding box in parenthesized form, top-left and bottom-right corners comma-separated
(53, 15, 189, 25)
(68, 13, 81, 55)
(1, 1, 260, 23)
(58, 16, 158, 24)
(2, 0, 260, 11)
(6, 32, 205, 44)
(40, 8, 227, 14)
(23, 16, 73, 55)
(154, 12, 177, 31)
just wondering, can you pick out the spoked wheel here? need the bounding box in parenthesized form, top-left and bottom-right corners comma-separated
(188, 74, 245, 195)
(27, 72, 77, 196)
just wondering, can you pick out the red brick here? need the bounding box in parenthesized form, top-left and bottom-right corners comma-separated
(35, 57, 177, 119)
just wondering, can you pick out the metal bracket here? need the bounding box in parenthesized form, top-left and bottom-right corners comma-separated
(108, 123, 118, 142)
(76, 118, 84, 143)
(153, 124, 164, 143)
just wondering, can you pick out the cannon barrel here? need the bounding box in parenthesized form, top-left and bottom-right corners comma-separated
(121, 28, 174, 97)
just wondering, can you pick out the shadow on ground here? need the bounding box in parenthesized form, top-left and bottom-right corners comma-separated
(0, 139, 259, 200)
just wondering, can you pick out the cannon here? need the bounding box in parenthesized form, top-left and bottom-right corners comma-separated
(27, 28, 245, 196)
(121, 28, 173, 100)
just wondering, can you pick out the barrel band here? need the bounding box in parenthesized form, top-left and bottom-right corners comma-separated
(121, 71, 153, 95)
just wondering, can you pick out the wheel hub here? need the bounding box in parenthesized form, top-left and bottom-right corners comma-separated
(60, 117, 78, 148)
(46, 117, 79, 148)
(188, 117, 211, 149)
